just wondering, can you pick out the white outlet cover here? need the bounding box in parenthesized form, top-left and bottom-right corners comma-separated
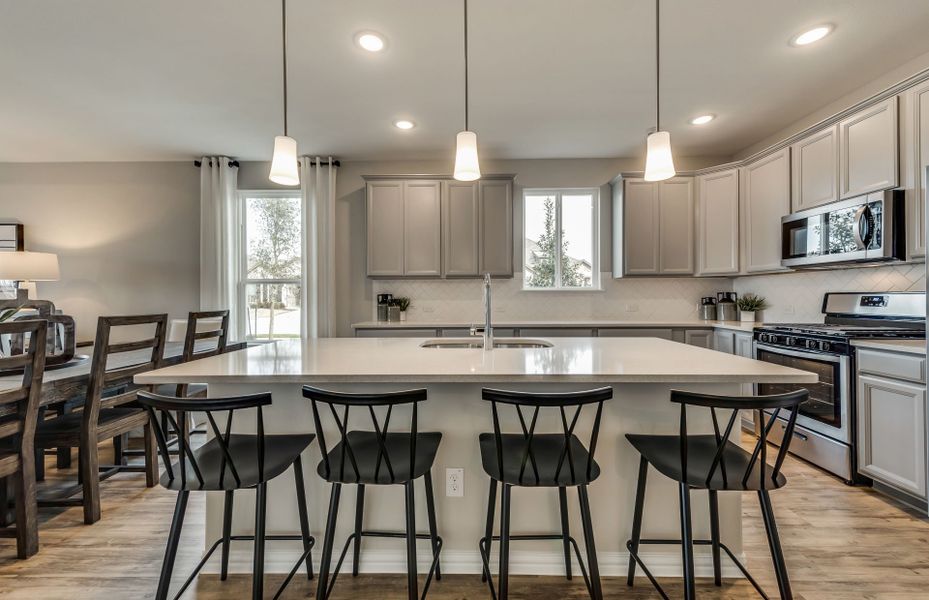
(445, 467, 464, 497)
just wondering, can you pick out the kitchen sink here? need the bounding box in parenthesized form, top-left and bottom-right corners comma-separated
(419, 337, 553, 349)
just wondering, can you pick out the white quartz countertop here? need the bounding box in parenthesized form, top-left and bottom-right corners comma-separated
(852, 339, 927, 355)
(351, 319, 761, 333)
(135, 337, 815, 385)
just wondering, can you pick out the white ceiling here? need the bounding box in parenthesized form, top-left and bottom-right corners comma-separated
(3, 0, 929, 162)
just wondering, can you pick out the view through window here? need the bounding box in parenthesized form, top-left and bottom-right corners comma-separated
(523, 189, 599, 289)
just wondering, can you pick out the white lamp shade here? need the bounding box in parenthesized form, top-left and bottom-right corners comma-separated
(644, 130, 676, 182)
(0, 251, 60, 281)
(453, 130, 482, 181)
(269, 135, 300, 186)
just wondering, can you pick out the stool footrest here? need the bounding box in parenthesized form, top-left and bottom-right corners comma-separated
(479, 533, 593, 600)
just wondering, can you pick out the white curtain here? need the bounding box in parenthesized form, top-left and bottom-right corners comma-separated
(198, 156, 239, 339)
(301, 157, 338, 338)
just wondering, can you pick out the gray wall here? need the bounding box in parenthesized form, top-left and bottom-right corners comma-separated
(0, 161, 200, 340)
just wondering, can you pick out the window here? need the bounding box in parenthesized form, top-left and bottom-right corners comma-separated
(238, 191, 303, 339)
(523, 188, 599, 289)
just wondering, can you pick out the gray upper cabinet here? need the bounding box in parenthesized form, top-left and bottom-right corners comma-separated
(403, 181, 442, 276)
(740, 148, 791, 274)
(622, 179, 660, 275)
(366, 181, 405, 276)
(839, 97, 899, 199)
(658, 178, 695, 274)
(479, 179, 514, 276)
(620, 177, 693, 276)
(902, 80, 929, 259)
(791, 125, 839, 211)
(696, 168, 739, 276)
(442, 181, 480, 276)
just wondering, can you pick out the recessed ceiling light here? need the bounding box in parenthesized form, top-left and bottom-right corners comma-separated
(355, 31, 386, 52)
(790, 25, 833, 47)
(690, 114, 715, 126)
(394, 120, 415, 130)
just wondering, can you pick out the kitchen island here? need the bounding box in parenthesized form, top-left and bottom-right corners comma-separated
(136, 337, 815, 579)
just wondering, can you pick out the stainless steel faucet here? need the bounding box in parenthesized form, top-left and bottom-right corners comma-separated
(469, 273, 494, 350)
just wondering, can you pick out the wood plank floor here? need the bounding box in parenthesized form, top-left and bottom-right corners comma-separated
(1, 436, 928, 599)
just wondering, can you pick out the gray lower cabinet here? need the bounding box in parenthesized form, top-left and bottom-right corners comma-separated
(355, 328, 439, 338)
(713, 330, 734, 353)
(685, 329, 713, 348)
(518, 328, 595, 337)
(598, 328, 672, 339)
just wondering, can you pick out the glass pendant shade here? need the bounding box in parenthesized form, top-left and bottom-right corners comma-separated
(269, 135, 300, 186)
(643, 130, 676, 182)
(453, 130, 481, 181)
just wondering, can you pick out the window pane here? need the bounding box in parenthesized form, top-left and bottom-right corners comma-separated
(523, 194, 558, 287)
(561, 194, 594, 287)
(246, 196, 302, 280)
(245, 282, 302, 339)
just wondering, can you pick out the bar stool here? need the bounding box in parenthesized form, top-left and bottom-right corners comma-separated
(302, 386, 443, 600)
(625, 389, 807, 600)
(137, 390, 316, 600)
(478, 387, 613, 600)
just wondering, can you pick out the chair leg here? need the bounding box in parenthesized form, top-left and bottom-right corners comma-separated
(709, 490, 722, 586)
(113, 434, 124, 466)
(352, 484, 365, 577)
(626, 456, 648, 586)
(759, 490, 793, 600)
(79, 437, 101, 524)
(13, 464, 38, 559)
(404, 481, 418, 600)
(155, 490, 189, 600)
(253, 482, 268, 600)
(34, 444, 45, 482)
(316, 483, 342, 600)
(221, 490, 234, 581)
(56, 404, 72, 469)
(499, 484, 512, 600)
(424, 470, 442, 580)
(293, 456, 313, 581)
(481, 478, 497, 584)
(578, 485, 603, 600)
(679, 482, 696, 600)
(558, 486, 572, 580)
(143, 423, 158, 488)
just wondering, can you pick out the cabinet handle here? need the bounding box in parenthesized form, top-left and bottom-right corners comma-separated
(781, 423, 808, 441)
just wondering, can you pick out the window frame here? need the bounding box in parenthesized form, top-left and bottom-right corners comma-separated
(521, 187, 601, 291)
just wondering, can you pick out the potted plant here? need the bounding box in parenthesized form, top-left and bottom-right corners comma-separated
(736, 294, 768, 323)
(396, 297, 411, 321)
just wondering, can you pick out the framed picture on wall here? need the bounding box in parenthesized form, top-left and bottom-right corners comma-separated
(0, 222, 23, 298)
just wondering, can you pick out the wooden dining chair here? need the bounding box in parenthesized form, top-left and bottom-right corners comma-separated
(0, 319, 47, 558)
(35, 314, 165, 524)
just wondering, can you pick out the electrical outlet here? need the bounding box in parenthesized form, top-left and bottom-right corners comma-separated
(446, 468, 464, 497)
(625, 303, 639, 313)
(783, 305, 795, 315)
(423, 306, 435, 313)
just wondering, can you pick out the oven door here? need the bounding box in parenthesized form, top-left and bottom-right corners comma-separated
(754, 343, 851, 443)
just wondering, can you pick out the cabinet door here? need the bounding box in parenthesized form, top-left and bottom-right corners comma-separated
(905, 81, 929, 259)
(713, 330, 734, 353)
(479, 180, 514, 276)
(734, 332, 754, 358)
(741, 148, 791, 274)
(696, 169, 739, 275)
(443, 181, 480, 276)
(623, 179, 660, 274)
(658, 178, 694, 274)
(598, 328, 673, 339)
(791, 125, 839, 211)
(685, 330, 713, 348)
(857, 374, 927, 498)
(366, 181, 405, 276)
(839, 97, 899, 199)
(403, 181, 442, 276)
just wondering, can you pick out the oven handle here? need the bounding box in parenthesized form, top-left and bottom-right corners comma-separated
(754, 342, 844, 363)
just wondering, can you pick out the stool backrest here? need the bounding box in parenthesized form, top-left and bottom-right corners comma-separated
(481, 387, 613, 485)
(670, 389, 808, 489)
(176, 310, 229, 396)
(137, 390, 272, 488)
(302, 386, 427, 483)
(0, 320, 47, 455)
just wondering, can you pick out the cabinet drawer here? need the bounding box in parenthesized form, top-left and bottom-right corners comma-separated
(857, 349, 925, 383)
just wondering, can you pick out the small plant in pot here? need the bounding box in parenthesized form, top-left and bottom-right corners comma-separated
(396, 297, 411, 321)
(736, 294, 768, 323)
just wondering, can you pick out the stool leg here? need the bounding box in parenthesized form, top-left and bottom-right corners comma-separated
(759, 490, 792, 600)
(34, 444, 45, 482)
(627, 456, 648, 586)
(558, 486, 572, 580)
(578, 485, 603, 600)
(220, 490, 234, 581)
(404, 480, 418, 600)
(424, 470, 442, 580)
(156, 490, 189, 600)
(113, 434, 124, 466)
(679, 482, 696, 600)
(55, 404, 72, 469)
(352, 484, 365, 577)
(293, 456, 313, 580)
(499, 484, 512, 600)
(252, 482, 268, 600)
(316, 483, 342, 600)
(709, 490, 722, 586)
(481, 478, 497, 584)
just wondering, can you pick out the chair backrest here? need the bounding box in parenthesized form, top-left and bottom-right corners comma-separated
(481, 387, 613, 486)
(302, 386, 427, 483)
(176, 310, 229, 396)
(138, 390, 272, 489)
(670, 389, 808, 489)
(84, 314, 168, 430)
(0, 320, 47, 457)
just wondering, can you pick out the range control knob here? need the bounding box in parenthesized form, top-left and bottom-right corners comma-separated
(806, 339, 818, 350)
(819, 341, 831, 352)
(759, 334, 769, 343)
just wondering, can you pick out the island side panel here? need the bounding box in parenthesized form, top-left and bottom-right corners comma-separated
(205, 381, 746, 578)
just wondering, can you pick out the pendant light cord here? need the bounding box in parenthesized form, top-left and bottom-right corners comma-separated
(464, 0, 469, 131)
(281, 0, 289, 136)
(655, 0, 660, 132)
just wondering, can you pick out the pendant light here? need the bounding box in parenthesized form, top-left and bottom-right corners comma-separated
(453, 0, 481, 181)
(643, 0, 676, 182)
(269, 0, 300, 186)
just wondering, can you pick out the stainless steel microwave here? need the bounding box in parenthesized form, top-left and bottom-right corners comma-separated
(781, 190, 905, 268)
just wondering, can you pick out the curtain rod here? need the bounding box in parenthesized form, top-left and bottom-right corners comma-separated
(192, 159, 340, 168)
(194, 159, 240, 168)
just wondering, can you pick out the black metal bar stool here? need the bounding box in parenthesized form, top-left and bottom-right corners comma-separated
(303, 385, 443, 600)
(478, 386, 613, 600)
(625, 388, 807, 600)
(137, 390, 316, 600)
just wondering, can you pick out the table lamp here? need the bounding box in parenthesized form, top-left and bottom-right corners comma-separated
(0, 251, 60, 300)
